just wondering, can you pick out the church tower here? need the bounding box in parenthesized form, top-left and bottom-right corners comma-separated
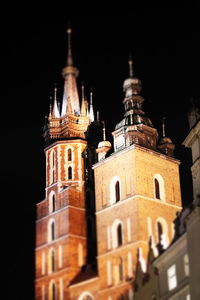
(35, 28, 92, 300)
(92, 58, 182, 298)
(35, 28, 183, 300)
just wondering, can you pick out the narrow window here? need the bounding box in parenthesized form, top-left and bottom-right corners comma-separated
(41, 252, 46, 275)
(78, 243, 84, 267)
(154, 178, 160, 199)
(68, 166, 72, 180)
(167, 264, 177, 291)
(52, 282, 56, 300)
(115, 181, 120, 202)
(117, 224, 123, 247)
(68, 148, 72, 161)
(51, 249, 55, 272)
(52, 194, 56, 212)
(51, 221, 55, 241)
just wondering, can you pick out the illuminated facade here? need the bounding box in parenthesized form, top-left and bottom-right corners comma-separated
(35, 29, 182, 300)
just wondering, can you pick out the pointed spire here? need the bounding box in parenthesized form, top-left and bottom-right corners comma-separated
(67, 27, 73, 66)
(49, 101, 52, 118)
(128, 53, 134, 78)
(89, 89, 95, 122)
(97, 110, 100, 122)
(52, 84, 60, 118)
(102, 121, 106, 141)
(81, 83, 87, 116)
(162, 117, 166, 137)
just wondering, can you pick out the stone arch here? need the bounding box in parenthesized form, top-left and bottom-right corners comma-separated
(77, 291, 94, 300)
(110, 176, 122, 205)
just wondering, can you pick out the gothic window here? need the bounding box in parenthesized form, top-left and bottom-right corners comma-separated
(48, 249, 55, 274)
(51, 221, 55, 240)
(110, 176, 121, 205)
(112, 219, 123, 249)
(49, 192, 56, 213)
(49, 281, 56, 300)
(48, 219, 55, 242)
(154, 178, 160, 199)
(115, 181, 120, 202)
(117, 224, 123, 247)
(68, 148, 72, 161)
(68, 166, 72, 180)
(153, 174, 165, 201)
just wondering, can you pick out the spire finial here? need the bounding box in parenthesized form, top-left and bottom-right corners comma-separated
(97, 110, 100, 122)
(162, 117, 166, 137)
(81, 82, 85, 100)
(128, 53, 134, 78)
(102, 121, 106, 141)
(67, 26, 73, 66)
(54, 83, 57, 101)
(89, 88, 95, 122)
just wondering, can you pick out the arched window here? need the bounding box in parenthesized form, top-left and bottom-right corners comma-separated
(48, 248, 55, 274)
(111, 219, 123, 249)
(68, 148, 72, 161)
(49, 192, 56, 213)
(110, 176, 121, 205)
(51, 222, 55, 240)
(154, 178, 160, 199)
(68, 166, 72, 180)
(154, 174, 165, 201)
(48, 219, 55, 242)
(49, 281, 56, 300)
(77, 291, 94, 300)
(115, 181, 120, 202)
(117, 224, 123, 247)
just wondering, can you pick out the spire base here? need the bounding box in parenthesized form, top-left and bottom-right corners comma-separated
(62, 66, 79, 78)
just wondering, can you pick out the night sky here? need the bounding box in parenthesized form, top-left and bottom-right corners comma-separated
(2, 14, 200, 300)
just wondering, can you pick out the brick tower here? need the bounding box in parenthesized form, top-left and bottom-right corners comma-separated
(35, 29, 183, 300)
(35, 28, 93, 300)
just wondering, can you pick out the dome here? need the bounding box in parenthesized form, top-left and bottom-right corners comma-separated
(159, 137, 173, 145)
(98, 140, 112, 149)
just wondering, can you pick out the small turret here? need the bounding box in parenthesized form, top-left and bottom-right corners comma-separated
(96, 121, 111, 161)
(158, 117, 175, 157)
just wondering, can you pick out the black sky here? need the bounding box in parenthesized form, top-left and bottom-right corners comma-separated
(2, 14, 200, 300)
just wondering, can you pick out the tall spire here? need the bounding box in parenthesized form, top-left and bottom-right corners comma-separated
(52, 84, 60, 118)
(81, 84, 87, 116)
(67, 27, 73, 66)
(89, 89, 95, 122)
(61, 27, 80, 116)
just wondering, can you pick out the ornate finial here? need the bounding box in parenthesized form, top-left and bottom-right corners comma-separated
(81, 82, 85, 100)
(128, 53, 134, 78)
(67, 26, 73, 66)
(102, 121, 106, 141)
(54, 83, 57, 101)
(97, 110, 100, 122)
(162, 117, 166, 137)
(89, 88, 95, 122)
